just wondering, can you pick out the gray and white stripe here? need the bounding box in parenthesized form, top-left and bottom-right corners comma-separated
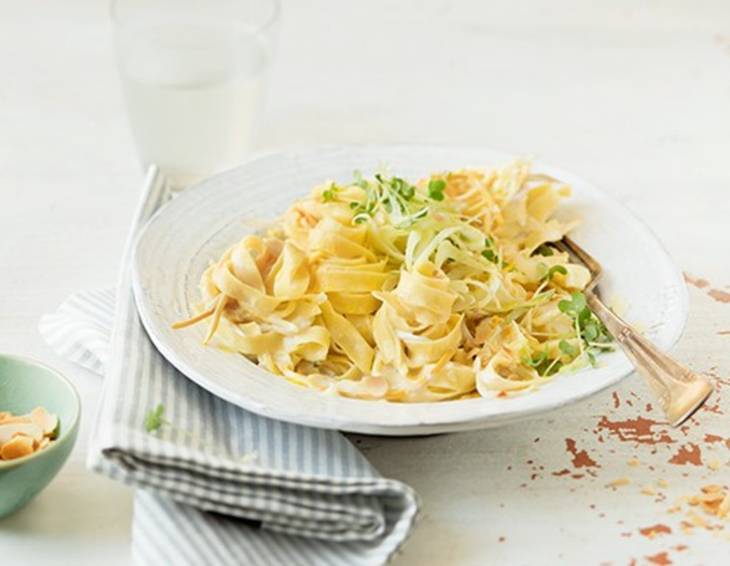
(40, 166, 419, 565)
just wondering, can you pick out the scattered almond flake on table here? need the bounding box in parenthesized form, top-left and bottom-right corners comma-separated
(658, 479, 670, 488)
(606, 477, 631, 488)
(641, 485, 657, 496)
(667, 483, 730, 537)
(0, 407, 59, 461)
(627, 457, 641, 467)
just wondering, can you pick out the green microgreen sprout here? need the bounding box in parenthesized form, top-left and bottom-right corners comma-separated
(348, 170, 430, 227)
(322, 182, 339, 202)
(535, 243, 555, 256)
(427, 178, 446, 201)
(481, 236, 499, 264)
(522, 349, 563, 377)
(558, 339, 579, 357)
(144, 403, 169, 434)
(543, 265, 568, 281)
(557, 291, 613, 365)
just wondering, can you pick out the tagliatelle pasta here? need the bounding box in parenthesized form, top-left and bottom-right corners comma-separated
(173, 160, 613, 402)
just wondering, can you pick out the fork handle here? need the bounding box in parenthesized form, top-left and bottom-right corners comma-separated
(586, 291, 713, 426)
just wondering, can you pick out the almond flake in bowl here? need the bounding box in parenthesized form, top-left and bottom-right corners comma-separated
(0, 407, 59, 461)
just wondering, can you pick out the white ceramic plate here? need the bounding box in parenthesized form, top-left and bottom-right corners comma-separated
(132, 145, 688, 435)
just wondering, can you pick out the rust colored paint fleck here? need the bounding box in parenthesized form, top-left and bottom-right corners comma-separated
(612, 392, 620, 408)
(708, 288, 730, 303)
(668, 443, 703, 466)
(596, 416, 675, 444)
(674, 545, 688, 552)
(552, 468, 570, 477)
(684, 273, 709, 289)
(571, 474, 585, 479)
(645, 403, 653, 412)
(702, 402, 723, 415)
(565, 438, 599, 468)
(646, 552, 672, 565)
(639, 524, 672, 537)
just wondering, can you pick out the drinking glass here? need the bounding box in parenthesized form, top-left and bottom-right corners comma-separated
(112, 0, 280, 189)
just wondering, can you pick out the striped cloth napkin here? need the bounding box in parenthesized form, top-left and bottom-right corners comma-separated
(39, 167, 419, 565)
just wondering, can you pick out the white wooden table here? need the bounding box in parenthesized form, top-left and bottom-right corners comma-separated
(2, 1, 729, 564)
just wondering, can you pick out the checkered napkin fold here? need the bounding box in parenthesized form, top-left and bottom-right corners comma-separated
(39, 167, 419, 566)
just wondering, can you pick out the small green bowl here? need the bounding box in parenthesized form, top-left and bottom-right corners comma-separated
(0, 354, 80, 518)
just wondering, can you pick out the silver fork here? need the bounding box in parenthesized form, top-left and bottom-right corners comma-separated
(555, 236, 714, 426)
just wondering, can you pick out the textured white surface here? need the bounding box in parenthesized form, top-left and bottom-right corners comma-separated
(2, 1, 730, 564)
(133, 145, 686, 435)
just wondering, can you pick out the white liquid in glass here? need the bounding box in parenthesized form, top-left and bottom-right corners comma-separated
(117, 24, 269, 188)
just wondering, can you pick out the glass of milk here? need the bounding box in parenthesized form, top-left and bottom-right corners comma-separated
(112, 0, 280, 189)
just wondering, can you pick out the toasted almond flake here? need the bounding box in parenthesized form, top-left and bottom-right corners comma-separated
(0, 435, 34, 460)
(700, 492, 724, 503)
(0, 422, 43, 444)
(688, 511, 709, 527)
(627, 458, 641, 467)
(30, 406, 58, 437)
(688, 496, 700, 506)
(0, 415, 32, 425)
(702, 484, 724, 494)
(0, 408, 58, 458)
(718, 494, 730, 519)
(641, 485, 657, 496)
(607, 477, 631, 488)
(701, 503, 721, 515)
(658, 479, 670, 488)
